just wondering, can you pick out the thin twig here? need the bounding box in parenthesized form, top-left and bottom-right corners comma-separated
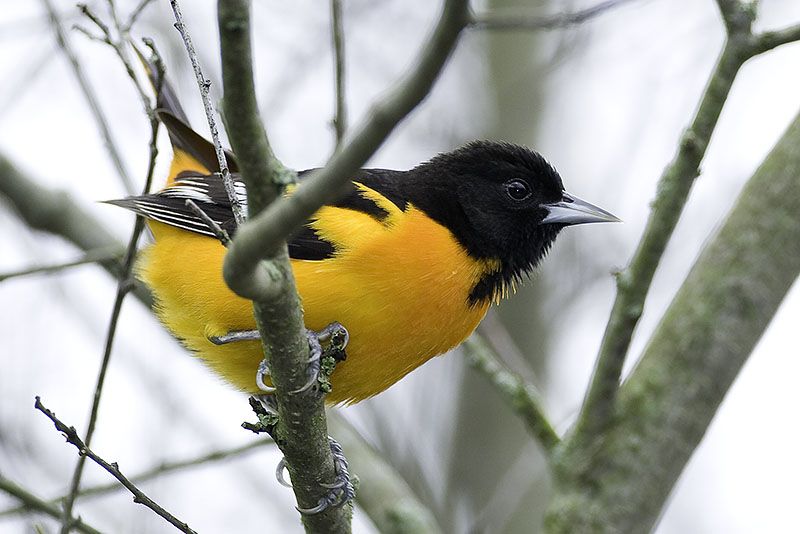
(124, 0, 158, 33)
(75, 2, 155, 117)
(59, 32, 163, 532)
(185, 199, 231, 246)
(168, 0, 246, 225)
(35, 398, 197, 534)
(41, 0, 135, 194)
(470, 0, 640, 31)
(463, 335, 560, 453)
(573, 0, 800, 444)
(330, 0, 347, 147)
(0, 439, 273, 516)
(59, 220, 145, 534)
(0, 475, 101, 534)
(0, 247, 124, 283)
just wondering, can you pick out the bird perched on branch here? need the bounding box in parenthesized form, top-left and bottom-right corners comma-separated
(108, 63, 618, 405)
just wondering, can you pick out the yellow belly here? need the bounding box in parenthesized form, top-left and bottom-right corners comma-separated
(139, 205, 495, 404)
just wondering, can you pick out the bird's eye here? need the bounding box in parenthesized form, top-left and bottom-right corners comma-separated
(504, 179, 531, 201)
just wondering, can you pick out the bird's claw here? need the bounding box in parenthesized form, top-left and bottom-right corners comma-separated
(294, 436, 355, 515)
(208, 329, 260, 345)
(291, 322, 349, 395)
(256, 358, 276, 393)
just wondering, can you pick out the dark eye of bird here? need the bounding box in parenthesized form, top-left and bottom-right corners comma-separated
(504, 179, 531, 201)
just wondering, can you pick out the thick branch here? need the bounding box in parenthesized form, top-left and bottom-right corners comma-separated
(463, 335, 559, 453)
(218, 1, 349, 531)
(547, 108, 800, 533)
(223, 0, 470, 300)
(573, 3, 800, 443)
(0, 153, 152, 307)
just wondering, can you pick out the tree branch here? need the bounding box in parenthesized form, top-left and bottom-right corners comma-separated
(0, 438, 273, 515)
(469, 0, 639, 32)
(463, 335, 560, 453)
(222, 0, 470, 300)
(0, 474, 101, 534)
(217, 1, 350, 531)
(168, 0, 246, 225)
(573, 1, 800, 444)
(41, 0, 135, 194)
(546, 106, 800, 534)
(35, 398, 197, 534)
(0, 247, 123, 283)
(330, 0, 347, 147)
(0, 153, 153, 308)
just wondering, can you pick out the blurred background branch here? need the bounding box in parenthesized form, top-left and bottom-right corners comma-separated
(547, 104, 800, 534)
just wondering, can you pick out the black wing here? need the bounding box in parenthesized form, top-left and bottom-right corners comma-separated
(107, 169, 410, 261)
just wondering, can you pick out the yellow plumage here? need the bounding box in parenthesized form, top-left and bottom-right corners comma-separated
(138, 149, 497, 404)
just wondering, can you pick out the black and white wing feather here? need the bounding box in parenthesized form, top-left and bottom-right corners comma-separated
(105, 172, 245, 238)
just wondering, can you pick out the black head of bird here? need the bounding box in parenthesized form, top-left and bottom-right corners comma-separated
(400, 140, 619, 304)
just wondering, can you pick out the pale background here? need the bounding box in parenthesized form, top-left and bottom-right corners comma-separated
(1, 0, 799, 532)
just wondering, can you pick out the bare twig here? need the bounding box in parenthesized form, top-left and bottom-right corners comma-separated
(41, 0, 135, 194)
(217, 1, 347, 530)
(0, 438, 273, 515)
(0, 247, 123, 283)
(168, 0, 246, 225)
(58, 217, 146, 534)
(463, 335, 560, 453)
(330, 0, 347, 147)
(0, 474, 101, 534)
(470, 0, 640, 31)
(573, 0, 800, 444)
(58, 31, 163, 532)
(751, 22, 800, 55)
(123, 0, 157, 33)
(185, 199, 231, 246)
(35, 398, 197, 534)
(74, 3, 155, 117)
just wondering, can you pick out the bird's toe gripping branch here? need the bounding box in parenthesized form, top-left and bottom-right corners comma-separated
(210, 322, 349, 396)
(239, 322, 354, 514)
(277, 436, 356, 515)
(294, 321, 349, 395)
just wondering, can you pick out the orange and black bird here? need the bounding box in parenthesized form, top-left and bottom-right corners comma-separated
(108, 66, 618, 405)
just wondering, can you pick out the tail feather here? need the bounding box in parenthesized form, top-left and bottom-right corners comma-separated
(133, 42, 238, 183)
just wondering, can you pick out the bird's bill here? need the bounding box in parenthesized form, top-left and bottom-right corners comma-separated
(541, 192, 620, 226)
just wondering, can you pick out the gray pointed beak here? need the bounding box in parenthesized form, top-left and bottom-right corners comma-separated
(541, 192, 620, 225)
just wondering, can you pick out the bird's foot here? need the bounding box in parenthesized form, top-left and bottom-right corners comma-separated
(277, 436, 356, 515)
(208, 329, 260, 345)
(293, 322, 349, 395)
(208, 322, 348, 396)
